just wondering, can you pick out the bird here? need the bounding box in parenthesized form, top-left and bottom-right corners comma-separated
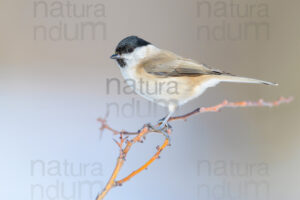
(110, 35, 278, 139)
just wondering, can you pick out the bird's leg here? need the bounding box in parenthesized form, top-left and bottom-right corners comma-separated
(158, 117, 172, 129)
(151, 104, 177, 142)
(152, 111, 174, 142)
(157, 113, 173, 130)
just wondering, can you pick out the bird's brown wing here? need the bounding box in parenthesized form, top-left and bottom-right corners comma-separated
(142, 51, 231, 77)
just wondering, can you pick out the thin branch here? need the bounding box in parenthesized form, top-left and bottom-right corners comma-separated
(169, 96, 294, 122)
(116, 137, 170, 185)
(96, 96, 293, 200)
(96, 126, 152, 200)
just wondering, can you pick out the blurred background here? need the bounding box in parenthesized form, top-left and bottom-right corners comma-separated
(1, 0, 299, 199)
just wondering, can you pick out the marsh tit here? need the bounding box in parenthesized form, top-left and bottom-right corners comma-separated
(110, 36, 278, 138)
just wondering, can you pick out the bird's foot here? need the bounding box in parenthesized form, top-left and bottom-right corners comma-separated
(152, 120, 172, 143)
(139, 122, 172, 143)
(157, 117, 172, 130)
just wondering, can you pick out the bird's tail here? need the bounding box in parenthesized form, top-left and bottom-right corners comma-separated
(216, 75, 278, 86)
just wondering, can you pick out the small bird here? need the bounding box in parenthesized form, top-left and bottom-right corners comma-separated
(110, 36, 278, 138)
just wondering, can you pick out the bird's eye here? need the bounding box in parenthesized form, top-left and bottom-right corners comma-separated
(128, 48, 133, 53)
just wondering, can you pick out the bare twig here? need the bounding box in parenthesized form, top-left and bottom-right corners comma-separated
(96, 97, 293, 200)
(96, 126, 151, 200)
(169, 96, 294, 122)
(115, 136, 170, 185)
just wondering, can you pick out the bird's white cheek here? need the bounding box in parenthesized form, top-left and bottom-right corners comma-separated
(123, 45, 159, 68)
(121, 54, 138, 68)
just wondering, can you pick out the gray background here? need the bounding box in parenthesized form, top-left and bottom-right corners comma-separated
(1, 0, 299, 199)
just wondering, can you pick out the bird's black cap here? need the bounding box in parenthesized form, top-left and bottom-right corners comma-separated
(114, 36, 151, 55)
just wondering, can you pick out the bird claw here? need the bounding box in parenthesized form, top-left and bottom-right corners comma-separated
(140, 122, 172, 143)
(157, 115, 173, 128)
(157, 120, 172, 131)
(152, 125, 171, 143)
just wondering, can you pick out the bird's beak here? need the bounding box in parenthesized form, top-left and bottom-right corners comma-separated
(110, 53, 121, 59)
